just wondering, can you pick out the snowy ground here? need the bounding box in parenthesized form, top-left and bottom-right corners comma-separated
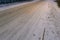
(0, 1, 36, 11)
(0, 1, 60, 40)
(0, 2, 26, 7)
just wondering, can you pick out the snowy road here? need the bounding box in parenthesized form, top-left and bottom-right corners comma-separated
(0, 1, 60, 40)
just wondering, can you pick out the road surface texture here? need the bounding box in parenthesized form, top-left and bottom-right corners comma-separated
(0, 1, 60, 40)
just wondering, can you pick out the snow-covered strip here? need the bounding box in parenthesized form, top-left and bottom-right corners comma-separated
(0, 1, 35, 11)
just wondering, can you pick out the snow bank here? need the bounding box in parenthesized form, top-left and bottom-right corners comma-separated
(0, 1, 35, 11)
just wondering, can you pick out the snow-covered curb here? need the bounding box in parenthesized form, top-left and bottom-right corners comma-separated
(0, 1, 36, 11)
